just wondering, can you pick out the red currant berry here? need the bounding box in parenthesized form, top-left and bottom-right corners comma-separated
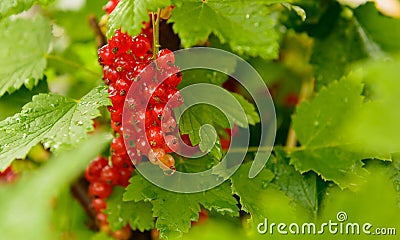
(156, 49, 175, 69)
(89, 181, 112, 199)
(132, 34, 151, 57)
(98, 45, 114, 66)
(92, 198, 107, 212)
(118, 168, 133, 187)
(100, 165, 120, 185)
(111, 136, 126, 156)
(164, 134, 179, 153)
(85, 157, 108, 181)
(146, 126, 165, 148)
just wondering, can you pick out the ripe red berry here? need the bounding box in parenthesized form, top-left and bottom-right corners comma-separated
(156, 49, 175, 69)
(92, 198, 107, 212)
(146, 126, 165, 148)
(164, 135, 179, 153)
(98, 45, 114, 66)
(111, 136, 126, 156)
(89, 181, 112, 199)
(113, 225, 132, 240)
(132, 34, 151, 57)
(117, 168, 133, 187)
(100, 165, 120, 185)
(85, 157, 108, 182)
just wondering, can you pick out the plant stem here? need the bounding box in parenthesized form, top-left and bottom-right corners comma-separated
(285, 77, 315, 152)
(152, 8, 161, 59)
(45, 54, 101, 77)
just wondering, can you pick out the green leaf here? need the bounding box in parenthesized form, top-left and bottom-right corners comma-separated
(231, 162, 275, 223)
(291, 76, 390, 189)
(178, 69, 229, 89)
(0, 0, 54, 19)
(0, 86, 110, 170)
(52, 187, 95, 240)
(310, 15, 368, 90)
(124, 174, 239, 239)
(91, 232, 114, 240)
(0, 133, 111, 240)
(0, 16, 52, 96)
(170, 0, 280, 59)
(345, 58, 400, 154)
(231, 93, 260, 125)
(319, 162, 400, 230)
(105, 187, 154, 232)
(178, 104, 229, 146)
(354, 3, 400, 53)
(107, 0, 171, 38)
(271, 148, 320, 218)
(0, 78, 48, 121)
(50, 0, 108, 42)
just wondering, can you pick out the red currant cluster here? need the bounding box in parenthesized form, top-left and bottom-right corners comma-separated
(84, 156, 132, 239)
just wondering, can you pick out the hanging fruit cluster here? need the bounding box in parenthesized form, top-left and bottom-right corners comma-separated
(85, 0, 184, 238)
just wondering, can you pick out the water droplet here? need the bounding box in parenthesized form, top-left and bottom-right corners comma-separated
(163, 167, 176, 176)
(314, 121, 319, 126)
(245, 14, 250, 19)
(75, 121, 83, 126)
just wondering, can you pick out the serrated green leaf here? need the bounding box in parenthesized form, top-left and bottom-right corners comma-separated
(0, 86, 110, 171)
(0, 133, 111, 240)
(0, 78, 48, 121)
(107, 0, 171, 38)
(178, 104, 229, 146)
(178, 69, 229, 89)
(354, 3, 400, 53)
(0, 16, 51, 96)
(170, 0, 280, 59)
(291, 76, 390, 189)
(345, 58, 400, 154)
(231, 162, 275, 223)
(105, 187, 154, 232)
(271, 148, 320, 218)
(124, 174, 239, 239)
(0, 0, 54, 19)
(231, 93, 260, 125)
(311, 15, 368, 90)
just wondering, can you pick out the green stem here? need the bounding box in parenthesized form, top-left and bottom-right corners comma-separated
(45, 54, 101, 77)
(152, 8, 161, 59)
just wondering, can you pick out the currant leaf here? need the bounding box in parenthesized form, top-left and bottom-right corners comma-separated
(230, 161, 275, 223)
(124, 174, 239, 239)
(170, 0, 281, 59)
(107, 0, 171, 38)
(291, 75, 391, 189)
(105, 187, 154, 232)
(0, 0, 54, 19)
(0, 16, 51, 96)
(0, 86, 110, 171)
